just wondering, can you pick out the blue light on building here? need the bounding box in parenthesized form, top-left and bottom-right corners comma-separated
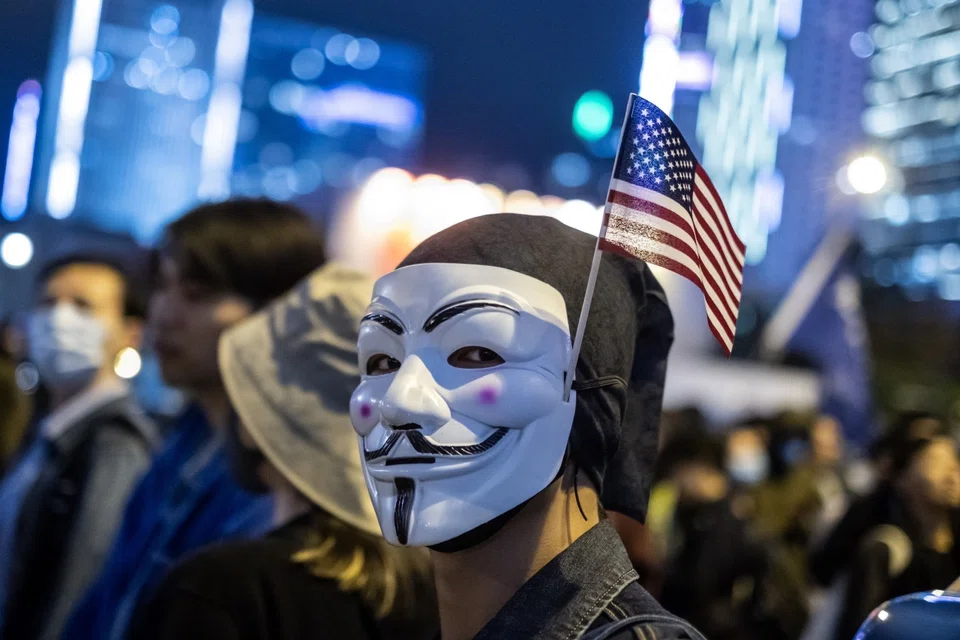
(231, 16, 425, 205)
(30, 0, 426, 244)
(861, 0, 960, 300)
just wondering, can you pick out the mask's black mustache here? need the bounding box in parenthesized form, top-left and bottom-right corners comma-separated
(364, 427, 510, 461)
(364, 431, 403, 461)
(406, 428, 509, 455)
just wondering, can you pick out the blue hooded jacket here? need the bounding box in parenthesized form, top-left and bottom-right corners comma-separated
(63, 405, 272, 640)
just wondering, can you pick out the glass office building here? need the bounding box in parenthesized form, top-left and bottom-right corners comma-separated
(861, 0, 960, 301)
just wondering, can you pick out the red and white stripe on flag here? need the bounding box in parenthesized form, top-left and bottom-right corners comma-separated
(598, 166, 745, 355)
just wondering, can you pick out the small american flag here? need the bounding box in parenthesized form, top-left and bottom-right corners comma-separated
(600, 94, 745, 355)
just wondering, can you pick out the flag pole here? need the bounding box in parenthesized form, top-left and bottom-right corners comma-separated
(563, 95, 636, 401)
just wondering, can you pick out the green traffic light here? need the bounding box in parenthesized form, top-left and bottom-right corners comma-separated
(573, 90, 614, 142)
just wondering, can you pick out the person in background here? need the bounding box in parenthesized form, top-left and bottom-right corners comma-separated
(808, 414, 873, 540)
(130, 263, 437, 640)
(0, 317, 32, 474)
(0, 254, 158, 640)
(870, 411, 945, 481)
(635, 407, 714, 598)
(725, 419, 772, 490)
(733, 420, 820, 563)
(809, 416, 847, 518)
(64, 200, 328, 640)
(834, 436, 960, 640)
(809, 412, 948, 588)
(660, 432, 808, 640)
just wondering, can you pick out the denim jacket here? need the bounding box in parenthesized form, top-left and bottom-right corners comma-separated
(473, 520, 705, 640)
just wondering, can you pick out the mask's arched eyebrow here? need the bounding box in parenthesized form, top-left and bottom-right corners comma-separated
(423, 300, 519, 333)
(361, 312, 405, 335)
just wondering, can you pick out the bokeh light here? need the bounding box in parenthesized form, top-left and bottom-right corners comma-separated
(0, 233, 34, 269)
(114, 347, 143, 379)
(847, 155, 888, 194)
(850, 32, 876, 58)
(325, 33, 356, 65)
(150, 5, 180, 36)
(551, 152, 591, 188)
(573, 91, 614, 142)
(291, 48, 325, 81)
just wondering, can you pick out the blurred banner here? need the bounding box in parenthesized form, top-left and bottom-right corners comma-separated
(763, 229, 875, 447)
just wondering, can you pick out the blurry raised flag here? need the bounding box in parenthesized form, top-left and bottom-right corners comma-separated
(600, 94, 745, 354)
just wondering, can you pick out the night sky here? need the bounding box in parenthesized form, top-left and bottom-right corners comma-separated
(0, 0, 649, 189)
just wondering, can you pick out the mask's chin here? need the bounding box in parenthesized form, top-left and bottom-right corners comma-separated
(363, 392, 576, 548)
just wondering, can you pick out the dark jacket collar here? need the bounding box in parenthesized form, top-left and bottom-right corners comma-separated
(474, 519, 638, 640)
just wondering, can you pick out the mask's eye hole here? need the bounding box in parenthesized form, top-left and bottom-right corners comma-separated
(366, 354, 401, 376)
(447, 346, 505, 369)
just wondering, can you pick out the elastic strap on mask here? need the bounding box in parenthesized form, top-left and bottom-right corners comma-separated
(572, 375, 626, 392)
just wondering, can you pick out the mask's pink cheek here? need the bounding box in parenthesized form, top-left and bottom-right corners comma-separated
(477, 386, 499, 405)
(350, 387, 380, 436)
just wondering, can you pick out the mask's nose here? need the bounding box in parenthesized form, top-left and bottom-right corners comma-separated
(379, 355, 451, 432)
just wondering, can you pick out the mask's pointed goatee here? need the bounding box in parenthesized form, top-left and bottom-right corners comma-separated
(394, 477, 415, 545)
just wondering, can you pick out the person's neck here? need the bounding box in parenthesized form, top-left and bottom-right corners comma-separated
(193, 385, 232, 435)
(912, 502, 953, 552)
(430, 469, 600, 640)
(49, 369, 120, 412)
(272, 480, 312, 527)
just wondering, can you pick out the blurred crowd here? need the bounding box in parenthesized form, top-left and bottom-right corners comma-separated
(0, 197, 957, 639)
(617, 407, 960, 640)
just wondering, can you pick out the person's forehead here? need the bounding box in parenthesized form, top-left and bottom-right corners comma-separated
(729, 429, 764, 448)
(45, 263, 123, 296)
(371, 263, 569, 332)
(924, 439, 959, 461)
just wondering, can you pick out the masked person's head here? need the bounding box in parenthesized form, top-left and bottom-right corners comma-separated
(218, 263, 433, 620)
(725, 421, 771, 486)
(893, 436, 960, 511)
(350, 213, 673, 549)
(28, 254, 145, 397)
(149, 199, 326, 394)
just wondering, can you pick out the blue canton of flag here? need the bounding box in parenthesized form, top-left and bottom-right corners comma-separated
(615, 105, 697, 205)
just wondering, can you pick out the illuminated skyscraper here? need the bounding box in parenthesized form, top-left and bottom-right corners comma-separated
(31, 0, 425, 243)
(229, 16, 425, 207)
(860, 0, 960, 301)
(637, 0, 873, 298)
(32, 0, 222, 242)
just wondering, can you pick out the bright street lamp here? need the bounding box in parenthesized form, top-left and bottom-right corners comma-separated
(846, 155, 888, 195)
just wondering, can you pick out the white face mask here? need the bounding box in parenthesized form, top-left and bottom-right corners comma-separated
(27, 304, 106, 390)
(727, 450, 770, 485)
(350, 263, 576, 547)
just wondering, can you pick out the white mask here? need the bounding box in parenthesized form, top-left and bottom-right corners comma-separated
(727, 450, 770, 485)
(350, 262, 577, 547)
(28, 304, 106, 390)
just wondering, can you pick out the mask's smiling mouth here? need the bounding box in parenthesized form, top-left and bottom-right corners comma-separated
(364, 427, 510, 463)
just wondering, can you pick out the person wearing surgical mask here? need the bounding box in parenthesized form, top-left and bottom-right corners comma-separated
(0, 253, 158, 640)
(64, 200, 328, 640)
(725, 423, 771, 487)
(351, 214, 705, 639)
